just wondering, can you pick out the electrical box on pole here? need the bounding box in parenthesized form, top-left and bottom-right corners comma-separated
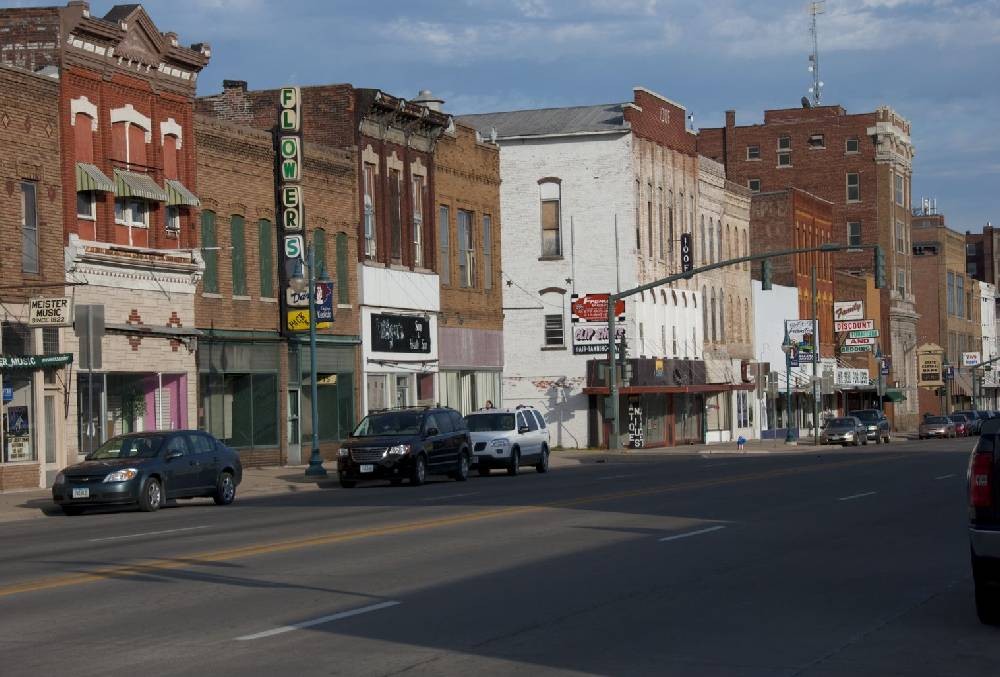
(874, 245, 886, 289)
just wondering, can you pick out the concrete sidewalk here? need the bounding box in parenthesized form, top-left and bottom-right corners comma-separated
(0, 454, 583, 524)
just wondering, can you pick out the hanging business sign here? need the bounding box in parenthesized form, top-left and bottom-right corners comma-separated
(28, 296, 72, 327)
(917, 346, 944, 387)
(571, 293, 626, 355)
(841, 345, 872, 354)
(315, 281, 334, 329)
(847, 329, 879, 339)
(835, 367, 871, 387)
(963, 351, 982, 367)
(680, 233, 693, 273)
(844, 337, 876, 346)
(835, 319, 874, 333)
(276, 86, 310, 335)
(0, 353, 73, 369)
(570, 294, 625, 323)
(784, 319, 816, 363)
(833, 301, 864, 321)
(371, 314, 431, 353)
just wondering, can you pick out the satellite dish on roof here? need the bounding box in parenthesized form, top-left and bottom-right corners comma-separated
(801, 96, 812, 108)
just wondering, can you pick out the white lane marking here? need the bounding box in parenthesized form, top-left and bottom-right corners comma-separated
(418, 492, 479, 502)
(88, 525, 211, 542)
(838, 491, 877, 502)
(703, 462, 734, 468)
(935, 473, 956, 480)
(236, 601, 401, 641)
(598, 474, 635, 480)
(658, 525, 727, 542)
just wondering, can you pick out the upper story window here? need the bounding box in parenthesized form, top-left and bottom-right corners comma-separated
(845, 137, 860, 154)
(438, 205, 451, 285)
(748, 178, 761, 193)
(746, 145, 760, 160)
(539, 179, 562, 258)
(201, 211, 218, 294)
(778, 135, 791, 150)
(778, 151, 792, 167)
(483, 214, 493, 291)
(110, 104, 151, 168)
(894, 173, 905, 207)
(458, 209, 476, 288)
(166, 206, 180, 234)
(895, 219, 906, 254)
(231, 215, 247, 296)
(77, 191, 96, 220)
(389, 168, 402, 261)
(363, 162, 377, 260)
(848, 221, 862, 247)
(846, 173, 860, 202)
(115, 197, 149, 228)
(544, 313, 565, 348)
(160, 117, 183, 179)
(21, 181, 38, 274)
(412, 175, 425, 268)
(808, 134, 825, 148)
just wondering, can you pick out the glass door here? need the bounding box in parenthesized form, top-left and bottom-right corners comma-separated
(287, 388, 301, 465)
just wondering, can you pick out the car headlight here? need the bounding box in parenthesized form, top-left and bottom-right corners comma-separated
(867, 425, 877, 430)
(387, 444, 410, 456)
(53, 471, 65, 485)
(844, 431, 854, 438)
(337, 448, 350, 458)
(103, 468, 138, 483)
(489, 438, 509, 447)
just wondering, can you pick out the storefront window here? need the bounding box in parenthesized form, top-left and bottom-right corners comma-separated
(706, 392, 731, 433)
(3, 374, 33, 462)
(439, 370, 501, 415)
(200, 373, 278, 448)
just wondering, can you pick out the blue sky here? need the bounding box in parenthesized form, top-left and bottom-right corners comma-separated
(24, 0, 1000, 230)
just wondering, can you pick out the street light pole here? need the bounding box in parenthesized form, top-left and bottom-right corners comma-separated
(303, 242, 326, 478)
(782, 327, 795, 444)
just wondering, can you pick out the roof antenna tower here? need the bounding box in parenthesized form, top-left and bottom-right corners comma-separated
(807, 1, 825, 106)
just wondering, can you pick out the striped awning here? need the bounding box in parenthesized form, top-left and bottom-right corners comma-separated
(114, 169, 168, 202)
(165, 179, 200, 207)
(75, 163, 115, 193)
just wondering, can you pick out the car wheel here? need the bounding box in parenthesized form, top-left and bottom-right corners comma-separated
(339, 477, 357, 489)
(213, 471, 236, 506)
(138, 477, 162, 512)
(536, 445, 550, 473)
(508, 449, 520, 476)
(454, 452, 470, 482)
(478, 464, 491, 477)
(61, 505, 84, 516)
(410, 455, 427, 486)
(854, 436, 861, 447)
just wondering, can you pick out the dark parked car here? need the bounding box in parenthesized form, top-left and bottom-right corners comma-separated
(955, 410, 983, 435)
(969, 418, 1000, 624)
(849, 409, 891, 444)
(950, 414, 972, 437)
(820, 417, 867, 446)
(337, 407, 472, 488)
(52, 431, 242, 515)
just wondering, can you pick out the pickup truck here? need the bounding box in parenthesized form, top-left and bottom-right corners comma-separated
(970, 418, 1000, 624)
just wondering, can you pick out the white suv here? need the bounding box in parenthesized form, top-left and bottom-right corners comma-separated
(464, 406, 550, 476)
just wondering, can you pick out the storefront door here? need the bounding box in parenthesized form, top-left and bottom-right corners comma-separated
(287, 389, 301, 465)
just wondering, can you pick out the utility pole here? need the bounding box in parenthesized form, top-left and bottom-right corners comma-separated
(607, 301, 618, 449)
(811, 264, 819, 445)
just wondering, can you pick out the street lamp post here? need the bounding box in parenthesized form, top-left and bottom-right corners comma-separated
(781, 328, 795, 444)
(290, 242, 328, 478)
(875, 345, 885, 413)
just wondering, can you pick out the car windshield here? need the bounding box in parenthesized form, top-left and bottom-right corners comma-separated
(465, 413, 516, 432)
(957, 411, 978, 419)
(926, 416, 950, 424)
(88, 435, 164, 460)
(851, 411, 877, 422)
(352, 411, 423, 437)
(950, 415, 967, 423)
(829, 418, 856, 427)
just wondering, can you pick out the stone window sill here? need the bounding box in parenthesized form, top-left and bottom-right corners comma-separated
(232, 295, 252, 301)
(202, 292, 222, 299)
(337, 303, 352, 309)
(540, 345, 566, 351)
(538, 256, 564, 262)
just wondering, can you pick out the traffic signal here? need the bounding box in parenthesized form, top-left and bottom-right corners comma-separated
(761, 259, 773, 290)
(874, 245, 886, 289)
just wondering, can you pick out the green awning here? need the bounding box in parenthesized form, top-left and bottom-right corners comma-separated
(75, 163, 114, 193)
(165, 179, 200, 207)
(883, 388, 906, 403)
(114, 169, 168, 202)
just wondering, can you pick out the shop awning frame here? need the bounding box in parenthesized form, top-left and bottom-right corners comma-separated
(584, 383, 755, 396)
(165, 178, 200, 207)
(75, 163, 115, 193)
(114, 169, 169, 202)
(882, 388, 907, 403)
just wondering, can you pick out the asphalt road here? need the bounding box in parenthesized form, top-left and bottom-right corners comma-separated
(1, 437, 996, 676)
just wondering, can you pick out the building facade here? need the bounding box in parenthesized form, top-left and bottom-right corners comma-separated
(461, 87, 754, 449)
(966, 222, 1000, 285)
(912, 213, 980, 413)
(980, 281, 999, 408)
(699, 104, 920, 430)
(434, 113, 503, 414)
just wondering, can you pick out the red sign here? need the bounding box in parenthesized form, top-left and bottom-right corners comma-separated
(571, 294, 625, 323)
(834, 319, 874, 333)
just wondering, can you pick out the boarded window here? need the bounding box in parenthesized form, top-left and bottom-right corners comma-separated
(201, 211, 218, 293)
(258, 219, 273, 298)
(163, 135, 179, 179)
(231, 215, 246, 296)
(540, 180, 561, 257)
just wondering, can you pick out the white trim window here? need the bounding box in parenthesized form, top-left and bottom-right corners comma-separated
(76, 190, 96, 219)
(746, 145, 760, 160)
(846, 137, 860, 154)
(540, 180, 562, 257)
(748, 178, 761, 193)
(848, 221, 862, 247)
(363, 162, 376, 259)
(846, 173, 861, 202)
(458, 209, 475, 288)
(894, 173, 905, 207)
(412, 174, 424, 267)
(166, 205, 180, 234)
(544, 313, 564, 347)
(115, 197, 149, 228)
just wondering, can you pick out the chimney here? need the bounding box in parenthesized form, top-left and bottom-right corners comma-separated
(412, 89, 445, 113)
(725, 110, 736, 128)
(223, 80, 247, 92)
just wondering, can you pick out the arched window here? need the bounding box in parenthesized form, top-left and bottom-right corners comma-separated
(743, 230, 750, 270)
(719, 288, 726, 341)
(710, 288, 717, 342)
(313, 227, 327, 278)
(201, 210, 218, 294)
(702, 286, 709, 342)
(716, 220, 722, 264)
(539, 178, 562, 257)
(726, 224, 732, 260)
(744, 298, 751, 343)
(231, 214, 247, 296)
(705, 216, 712, 264)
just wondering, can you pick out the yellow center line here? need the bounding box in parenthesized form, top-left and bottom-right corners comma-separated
(0, 454, 899, 598)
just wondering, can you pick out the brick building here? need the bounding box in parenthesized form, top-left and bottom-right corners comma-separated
(749, 188, 835, 356)
(197, 82, 455, 415)
(966, 221, 1000, 284)
(0, 3, 210, 482)
(699, 104, 919, 430)
(912, 212, 980, 413)
(0, 64, 66, 489)
(461, 87, 755, 449)
(433, 109, 504, 413)
(193, 112, 359, 465)
(834, 271, 883, 411)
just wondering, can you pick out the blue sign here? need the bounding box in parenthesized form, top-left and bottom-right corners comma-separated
(1, 387, 12, 403)
(945, 365, 955, 380)
(315, 282, 334, 324)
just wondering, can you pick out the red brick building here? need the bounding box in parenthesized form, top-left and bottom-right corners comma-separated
(699, 105, 919, 429)
(749, 188, 835, 357)
(966, 221, 1000, 285)
(0, 3, 210, 477)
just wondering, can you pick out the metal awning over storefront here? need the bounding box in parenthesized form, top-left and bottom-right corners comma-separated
(75, 162, 115, 193)
(583, 383, 755, 396)
(114, 169, 169, 202)
(165, 179, 200, 207)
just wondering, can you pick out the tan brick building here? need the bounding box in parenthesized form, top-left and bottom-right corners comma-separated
(0, 64, 66, 489)
(699, 105, 919, 429)
(434, 115, 503, 411)
(912, 212, 980, 414)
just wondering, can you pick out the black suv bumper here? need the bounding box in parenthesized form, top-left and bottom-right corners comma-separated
(337, 455, 414, 482)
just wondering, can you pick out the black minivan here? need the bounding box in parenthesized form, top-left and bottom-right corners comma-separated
(336, 407, 472, 488)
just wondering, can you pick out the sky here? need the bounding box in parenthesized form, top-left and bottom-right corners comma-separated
(18, 0, 1000, 230)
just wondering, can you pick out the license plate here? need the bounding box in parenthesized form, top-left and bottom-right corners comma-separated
(72, 487, 89, 499)
(359, 464, 374, 473)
